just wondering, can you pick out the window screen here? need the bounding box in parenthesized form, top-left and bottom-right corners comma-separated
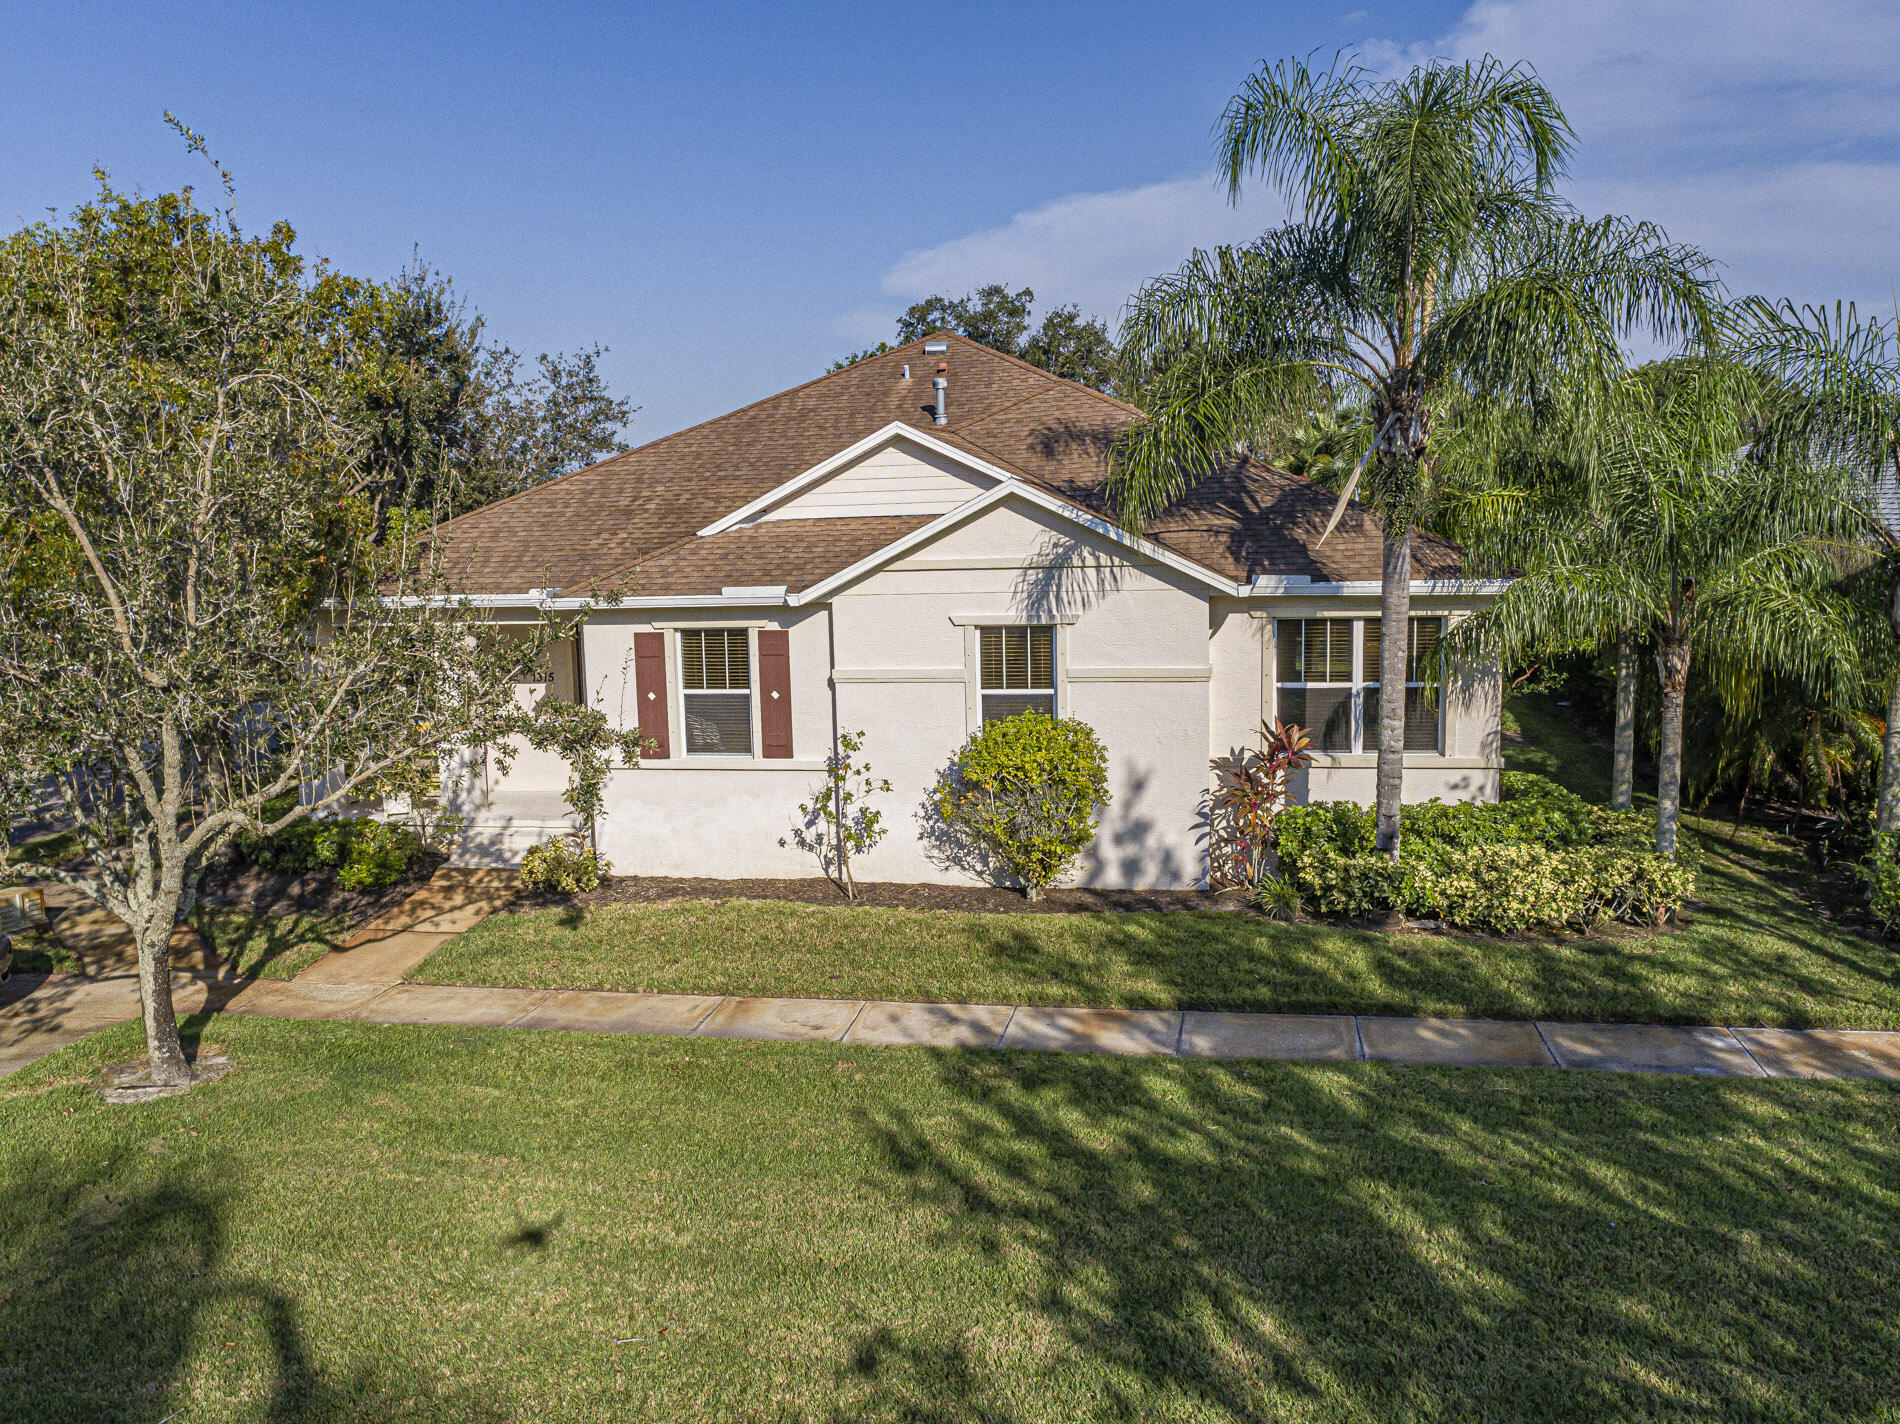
(979, 626, 1055, 723)
(679, 628, 753, 755)
(1363, 616, 1444, 753)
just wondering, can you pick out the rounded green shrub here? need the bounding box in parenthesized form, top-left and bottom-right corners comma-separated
(932, 712, 1110, 900)
(520, 837, 608, 895)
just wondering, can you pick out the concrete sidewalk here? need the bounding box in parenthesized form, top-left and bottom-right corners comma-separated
(7, 972, 1900, 1080)
(7, 866, 1900, 1082)
(200, 981, 1900, 1080)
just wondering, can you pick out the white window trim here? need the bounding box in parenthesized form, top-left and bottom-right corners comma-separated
(964, 623, 1067, 734)
(673, 625, 761, 760)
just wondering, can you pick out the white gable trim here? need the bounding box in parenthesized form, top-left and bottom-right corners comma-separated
(788, 479, 1235, 605)
(696, 423, 1015, 537)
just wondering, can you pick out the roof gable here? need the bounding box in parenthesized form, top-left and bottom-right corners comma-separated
(699, 425, 1004, 535)
(430, 331, 1463, 597)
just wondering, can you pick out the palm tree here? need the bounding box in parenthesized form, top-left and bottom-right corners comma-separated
(1455, 356, 1862, 856)
(1736, 300, 1900, 829)
(1110, 54, 1713, 858)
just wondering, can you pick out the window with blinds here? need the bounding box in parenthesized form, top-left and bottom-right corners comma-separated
(1274, 618, 1355, 751)
(979, 625, 1055, 723)
(1275, 616, 1444, 754)
(679, 628, 753, 755)
(1363, 615, 1444, 753)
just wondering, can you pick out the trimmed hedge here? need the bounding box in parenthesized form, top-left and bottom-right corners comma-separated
(1274, 772, 1695, 932)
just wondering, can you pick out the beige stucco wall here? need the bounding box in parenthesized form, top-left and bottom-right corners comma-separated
(828, 498, 1214, 888)
(460, 501, 1505, 884)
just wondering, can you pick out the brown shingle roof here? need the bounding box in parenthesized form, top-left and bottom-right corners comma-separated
(602, 516, 935, 598)
(432, 332, 1461, 595)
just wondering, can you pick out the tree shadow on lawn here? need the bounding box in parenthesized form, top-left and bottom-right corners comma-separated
(188, 909, 353, 984)
(845, 1053, 1900, 1422)
(0, 1143, 504, 1422)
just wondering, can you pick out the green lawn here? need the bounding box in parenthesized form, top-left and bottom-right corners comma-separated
(5, 827, 85, 868)
(416, 695, 1900, 1029)
(9, 908, 344, 981)
(4, 1016, 1895, 1422)
(189, 908, 350, 980)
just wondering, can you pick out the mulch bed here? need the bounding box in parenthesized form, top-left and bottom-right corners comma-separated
(193, 850, 450, 929)
(506, 874, 1258, 918)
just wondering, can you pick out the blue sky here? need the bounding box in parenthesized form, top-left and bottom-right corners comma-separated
(4, 1, 1896, 439)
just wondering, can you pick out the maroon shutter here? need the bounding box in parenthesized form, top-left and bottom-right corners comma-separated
(634, 632, 670, 759)
(759, 629, 793, 758)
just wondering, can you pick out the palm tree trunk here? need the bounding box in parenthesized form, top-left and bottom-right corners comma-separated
(1654, 635, 1692, 859)
(1375, 525, 1413, 859)
(1878, 568, 1900, 833)
(1611, 631, 1639, 811)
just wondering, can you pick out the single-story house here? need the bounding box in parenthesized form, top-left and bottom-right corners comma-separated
(429, 332, 1504, 888)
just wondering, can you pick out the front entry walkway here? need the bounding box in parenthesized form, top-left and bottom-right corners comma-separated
(293, 868, 519, 986)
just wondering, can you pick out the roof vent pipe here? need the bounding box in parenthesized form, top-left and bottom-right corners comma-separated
(931, 376, 948, 425)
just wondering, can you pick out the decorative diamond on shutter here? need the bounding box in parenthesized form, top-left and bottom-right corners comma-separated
(758, 629, 793, 758)
(633, 632, 669, 759)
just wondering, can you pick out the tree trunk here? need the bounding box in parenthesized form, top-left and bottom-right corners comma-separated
(1611, 631, 1639, 812)
(136, 906, 192, 1086)
(1654, 636, 1692, 859)
(1374, 525, 1413, 859)
(1878, 569, 1900, 833)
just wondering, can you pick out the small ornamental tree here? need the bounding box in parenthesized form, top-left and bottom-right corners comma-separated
(932, 712, 1111, 900)
(0, 150, 559, 1087)
(505, 695, 645, 892)
(794, 728, 891, 900)
(1209, 719, 1315, 887)
(504, 695, 646, 850)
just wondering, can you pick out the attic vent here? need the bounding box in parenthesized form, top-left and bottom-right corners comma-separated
(923, 341, 948, 355)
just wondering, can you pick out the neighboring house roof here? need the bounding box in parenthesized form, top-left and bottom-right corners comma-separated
(431, 331, 1462, 596)
(1875, 470, 1900, 540)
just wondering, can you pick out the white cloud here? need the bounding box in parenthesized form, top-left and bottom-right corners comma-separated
(1363, 0, 1900, 309)
(852, 176, 1287, 340)
(854, 0, 1897, 349)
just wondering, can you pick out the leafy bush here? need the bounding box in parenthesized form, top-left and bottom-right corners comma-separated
(1248, 870, 1304, 921)
(520, 837, 609, 894)
(1274, 771, 1696, 931)
(236, 794, 324, 873)
(1860, 831, 1900, 936)
(1209, 720, 1315, 888)
(932, 712, 1110, 900)
(333, 822, 421, 890)
(1284, 847, 1403, 921)
(237, 797, 421, 888)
